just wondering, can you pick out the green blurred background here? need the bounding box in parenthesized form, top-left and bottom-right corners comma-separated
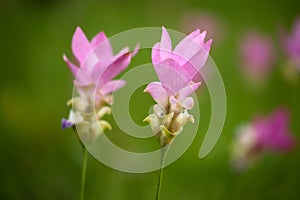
(1, 0, 300, 199)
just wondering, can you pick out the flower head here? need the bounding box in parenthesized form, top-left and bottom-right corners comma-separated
(253, 108, 295, 152)
(232, 108, 296, 171)
(63, 27, 138, 107)
(62, 27, 138, 143)
(239, 32, 276, 79)
(144, 27, 212, 146)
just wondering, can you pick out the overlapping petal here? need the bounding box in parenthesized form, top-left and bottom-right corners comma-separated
(100, 80, 126, 95)
(176, 82, 201, 101)
(144, 82, 169, 109)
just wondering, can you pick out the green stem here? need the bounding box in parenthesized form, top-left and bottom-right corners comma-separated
(80, 147, 88, 200)
(155, 148, 167, 200)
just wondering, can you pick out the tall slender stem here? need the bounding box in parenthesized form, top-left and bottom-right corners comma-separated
(80, 147, 88, 200)
(155, 147, 167, 200)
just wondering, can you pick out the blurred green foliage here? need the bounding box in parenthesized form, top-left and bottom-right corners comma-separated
(0, 0, 299, 199)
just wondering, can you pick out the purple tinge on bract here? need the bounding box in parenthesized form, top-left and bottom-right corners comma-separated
(62, 118, 74, 129)
(253, 108, 296, 152)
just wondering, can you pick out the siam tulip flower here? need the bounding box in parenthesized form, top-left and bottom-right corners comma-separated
(145, 27, 212, 200)
(239, 32, 276, 80)
(231, 108, 296, 171)
(144, 27, 212, 147)
(280, 18, 300, 70)
(62, 27, 138, 143)
(61, 27, 138, 200)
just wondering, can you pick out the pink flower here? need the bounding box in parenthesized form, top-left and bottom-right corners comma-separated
(146, 27, 211, 109)
(280, 18, 300, 69)
(239, 32, 276, 78)
(62, 27, 138, 133)
(253, 108, 296, 152)
(232, 108, 296, 171)
(144, 27, 212, 146)
(63, 27, 138, 103)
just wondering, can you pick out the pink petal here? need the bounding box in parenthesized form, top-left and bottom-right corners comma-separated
(204, 39, 213, 52)
(73, 69, 94, 87)
(176, 82, 201, 101)
(98, 51, 131, 85)
(183, 47, 210, 79)
(144, 82, 169, 109)
(90, 47, 129, 82)
(174, 29, 202, 65)
(152, 42, 161, 64)
(151, 27, 173, 65)
(91, 31, 113, 59)
(160, 27, 172, 60)
(131, 43, 140, 57)
(91, 32, 107, 48)
(71, 27, 91, 64)
(100, 80, 126, 95)
(63, 54, 79, 77)
(154, 58, 191, 94)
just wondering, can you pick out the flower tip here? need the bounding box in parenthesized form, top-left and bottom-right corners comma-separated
(75, 26, 83, 33)
(131, 43, 140, 57)
(207, 38, 213, 45)
(190, 116, 195, 123)
(143, 87, 149, 93)
(143, 116, 151, 123)
(66, 99, 73, 106)
(62, 54, 67, 61)
(204, 39, 213, 52)
(99, 120, 112, 131)
(194, 81, 202, 87)
(62, 118, 73, 129)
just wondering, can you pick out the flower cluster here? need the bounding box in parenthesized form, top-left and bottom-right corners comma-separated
(144, 27, 212, 147)
(62, 27, 138, 144)
(232, 108, 296, 171)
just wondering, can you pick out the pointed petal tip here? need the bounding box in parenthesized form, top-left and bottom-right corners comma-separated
(143, 117, 150, 123)
(131, 43, 140, 57)
(201, 30, 207, 35)
(207, 38, 213, 45)
(74, 26, 85, 37)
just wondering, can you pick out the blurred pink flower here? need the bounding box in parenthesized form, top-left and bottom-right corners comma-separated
(144, 27, 212, 146)
(239, 32, 276, 78)
(253, 108, 296, 152)
(232, 107, 296, 171)
(280, 18, 300, 70)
